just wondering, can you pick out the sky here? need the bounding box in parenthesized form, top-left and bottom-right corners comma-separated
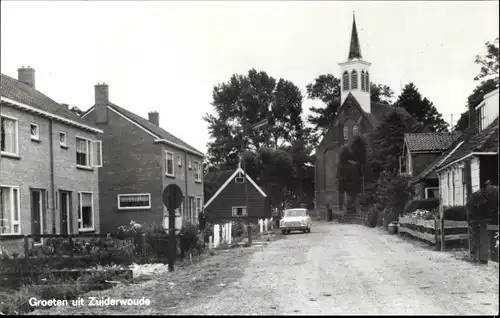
(1, 1, 498, 154)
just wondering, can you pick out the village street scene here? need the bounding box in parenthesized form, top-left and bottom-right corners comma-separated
(0, 1, 499, 316)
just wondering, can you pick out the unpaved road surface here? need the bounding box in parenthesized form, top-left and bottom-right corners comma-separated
(173, 223, 499, 315)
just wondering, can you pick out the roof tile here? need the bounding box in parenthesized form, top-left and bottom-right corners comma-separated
(405, 132, 463, 152)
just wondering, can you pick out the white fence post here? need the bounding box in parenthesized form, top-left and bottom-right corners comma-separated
(209, 236, 213, 250)
(214, 224, 220, 248)
(259, 219, 263, 233)
(228, 222, 232, 244)
(264, 219, 268, 232)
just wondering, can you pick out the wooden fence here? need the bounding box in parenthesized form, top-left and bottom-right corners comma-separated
(208, 218, 274, 249)
(398, 217, 468, 245)
(398, 216, 499, 263)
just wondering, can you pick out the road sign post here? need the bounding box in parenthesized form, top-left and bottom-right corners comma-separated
(162, 184, 184, 272)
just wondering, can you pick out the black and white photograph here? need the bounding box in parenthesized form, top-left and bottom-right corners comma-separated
(0, 0, 498, 315)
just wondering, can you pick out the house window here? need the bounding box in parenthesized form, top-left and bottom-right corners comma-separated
(177, 155, 182, 167)
(188, 159, 192, 170)
(476, 105, 485, 131)
(365, 72, 370, 91)
(60, 132, 67, 147)
(30, 123, 39, 141)
(452, 169, 456, 205)
(77, 192, 94, 231)
(189, 196, 195, 222)
(232, 206, 247, 217)
(165, 151, 174, 177)
(196, 197, 203, 215)
(0, 115, 19, 156)
(194, 161, 202, 182)
(0, 186, 21, 235)
(118, 194, 151, 210)
(351, 70, 358, 90)
(361, 71, 366, 91)
(342, 71, 349, 91)
(461, 167, 466, 204)
(76, 137, 102, 168)
(353, 124, 359, 137)
(425, 187, 439, 199)
(343, 126, 349, 140)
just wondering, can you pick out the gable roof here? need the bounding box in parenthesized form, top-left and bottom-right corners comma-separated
(436, 116, 499, 171)
(404, 132, 463, 152)
(83, 103, 204, 157)
(411, 138, 466, 184)
(203, 167, 267, 209)
(0, 73, 102, 133)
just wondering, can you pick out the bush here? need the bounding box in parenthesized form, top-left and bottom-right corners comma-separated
(443, 205, 467, 221)
(466, 185, 499, 223)
(403, 198, 440, 214)
(365, 204, 382, 228)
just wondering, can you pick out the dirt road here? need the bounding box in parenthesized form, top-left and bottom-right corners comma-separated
(172, 223, 499, 315)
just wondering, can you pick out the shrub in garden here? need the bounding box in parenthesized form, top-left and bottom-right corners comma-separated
(443, 205, 467, 221)
(365, 204, 382, 228)
(403, 198, 440, 214)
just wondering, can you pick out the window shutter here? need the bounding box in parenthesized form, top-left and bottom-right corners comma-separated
(91, 140, 103, 167)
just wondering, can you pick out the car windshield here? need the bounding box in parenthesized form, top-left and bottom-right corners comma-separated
(284, 209, 307, 217)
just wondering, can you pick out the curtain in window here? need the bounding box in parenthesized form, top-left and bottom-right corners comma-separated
(76, 139, 86, 153)
(0, 188, 13, 234)
(1, 118, 16, 153)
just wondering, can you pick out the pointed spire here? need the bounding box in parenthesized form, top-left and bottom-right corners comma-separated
(348, 12, 362, 60)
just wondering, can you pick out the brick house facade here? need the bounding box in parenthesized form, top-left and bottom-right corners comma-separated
(82, 83, 204, 234)
(1, 68, 103, 252)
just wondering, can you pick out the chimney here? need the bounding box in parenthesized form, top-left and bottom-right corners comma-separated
(61, 103, 69, 109)
(95, 83, 109, 124)
(18, 66, 35, 89)
(148, 111, 159, 126)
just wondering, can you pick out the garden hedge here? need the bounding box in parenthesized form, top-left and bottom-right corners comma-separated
(403, 198, 440, 214)
(443, 205, 467, 221)
(466, 185, 499, 224)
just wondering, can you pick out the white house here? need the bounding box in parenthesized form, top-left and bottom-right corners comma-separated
(435, 88, 499, 209)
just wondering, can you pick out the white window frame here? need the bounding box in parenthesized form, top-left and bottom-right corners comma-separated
(165, 151, 175, 177)
(232, 206, 248, 217)
(60, 131, 67, 147)
(188, 159, 192, 170)
(117, 193, 152, 210)
(30, 123, 40, 141)
(424, 187, 439, 199)
(177, 155, 182, 167)
(77, 191, 95, 232)
(76, 136, 102, 168)
(196, 196, 203, 214)
(0, 114, 19, 156)
(0, 185, 21, 235)
(194, 161, 202, 183)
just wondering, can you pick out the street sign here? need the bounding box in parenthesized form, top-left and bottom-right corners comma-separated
(162, 184, 184, 213)
(162, 184, 184, 272)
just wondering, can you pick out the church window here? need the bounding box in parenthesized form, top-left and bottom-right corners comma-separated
(351, 70, 358, 90)
(365, 72, 370, 91)
(353, 124, 359, 137)
(342, 71, 349, 91)
(343, 126, 349, 140)
(361, 71, 366, 91)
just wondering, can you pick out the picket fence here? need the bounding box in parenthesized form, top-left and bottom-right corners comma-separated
(208, 218, 274, 249)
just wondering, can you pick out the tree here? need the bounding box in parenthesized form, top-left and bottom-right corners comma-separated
(370, 84, 395, 104)
(453, 38, 499, 132)
(394, 83, 449, 132)
(369, 111, 412, 180)
(205, 69, 306, 169)
(305, 73, 396, 146)
(474, 38, 499, 83)
(62, 104, 85, 117)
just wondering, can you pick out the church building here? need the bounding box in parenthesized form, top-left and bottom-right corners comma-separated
(314, 15, 423, 214)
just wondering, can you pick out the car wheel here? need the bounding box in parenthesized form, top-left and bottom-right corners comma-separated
(302, 229, 307, 233)
(282, 230, 286, 235)
(307, 225, 311, 233)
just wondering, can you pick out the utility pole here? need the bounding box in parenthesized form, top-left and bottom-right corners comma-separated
(239, 102, 267, 246)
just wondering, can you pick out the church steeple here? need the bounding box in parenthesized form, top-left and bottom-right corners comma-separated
(338, 12, 371, 113)
(348, 13, 362, 60)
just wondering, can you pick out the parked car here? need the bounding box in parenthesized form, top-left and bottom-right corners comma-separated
(280, 208, 312, 234)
